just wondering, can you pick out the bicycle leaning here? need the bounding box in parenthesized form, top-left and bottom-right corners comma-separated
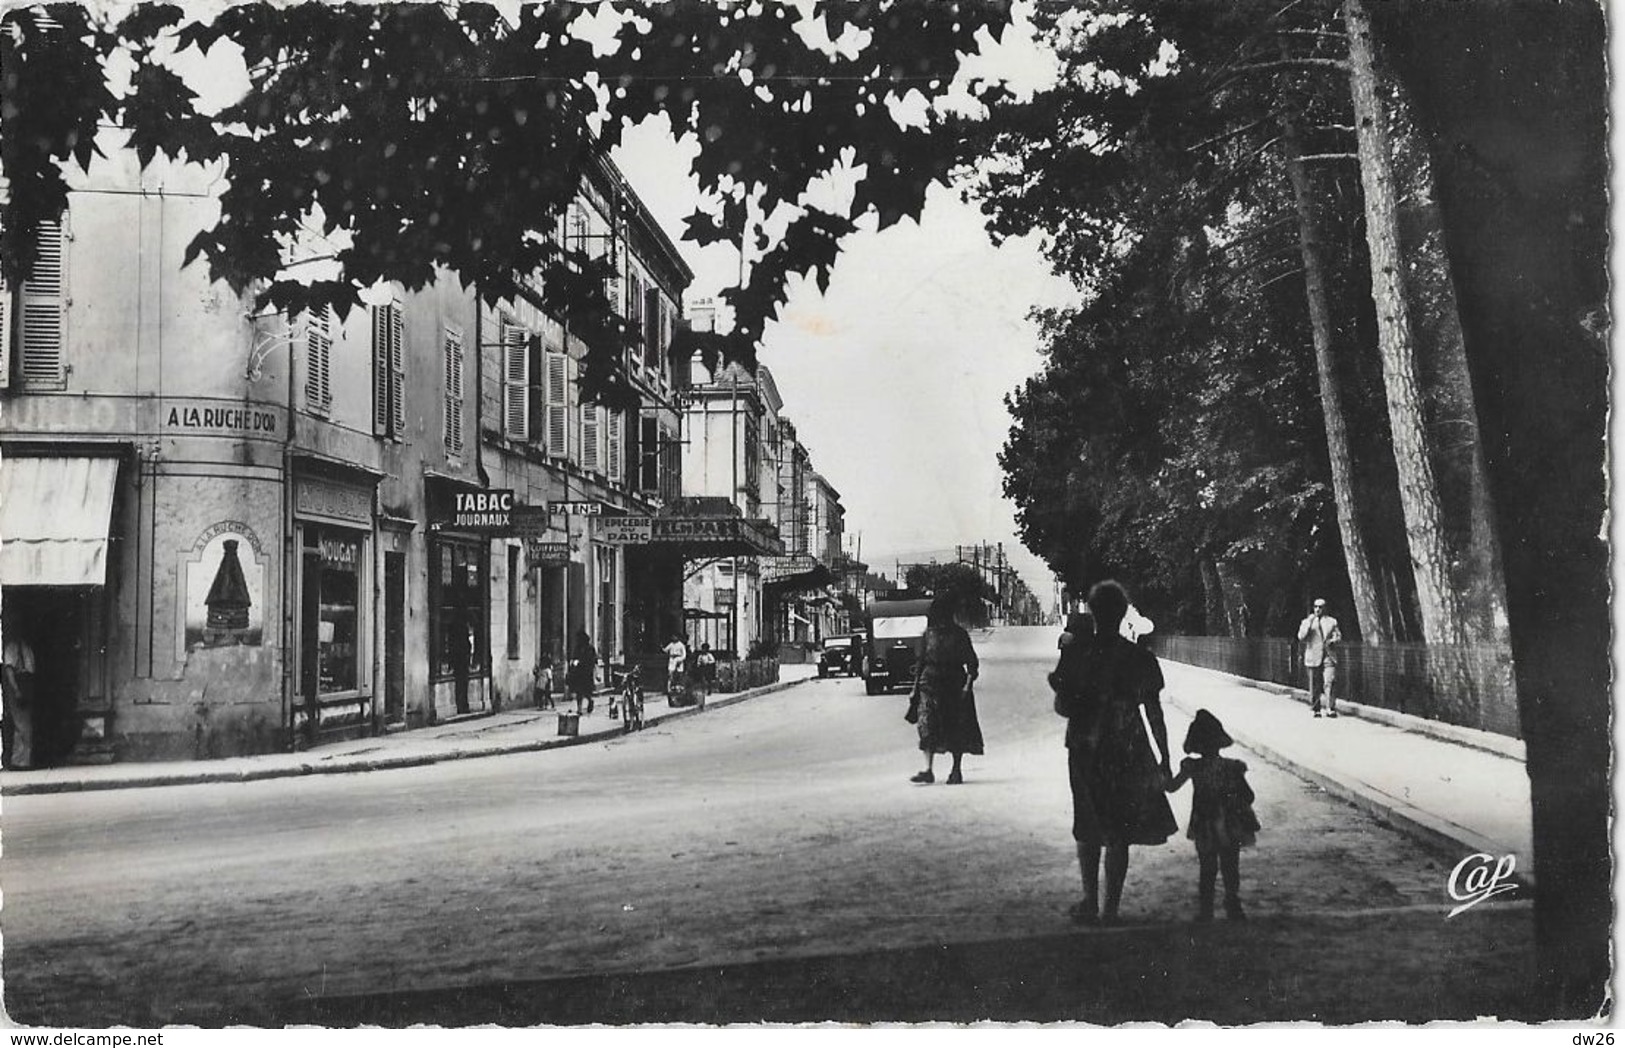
(610, 664, 645, 733)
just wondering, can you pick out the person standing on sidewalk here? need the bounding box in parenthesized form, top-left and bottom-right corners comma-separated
(567, 631, 597, 716)
(1296, 598, 1342, 718)
(1165, 709, 1259, 923)
(2, 627, 36, 769)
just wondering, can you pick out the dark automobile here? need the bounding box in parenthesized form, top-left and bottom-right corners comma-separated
(817, 635, 862, 677)
(864, 598, 932, 695)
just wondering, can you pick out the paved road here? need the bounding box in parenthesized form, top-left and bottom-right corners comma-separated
(2, 627, 1484, 1026)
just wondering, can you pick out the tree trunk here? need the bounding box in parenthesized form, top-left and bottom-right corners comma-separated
(1200, 557, 1227, 636)
(1342, 0, 1468, 651)
(1212, 560, 1249, 638)
(1378, 34, 1511, 649)
(1281, 121, 1390, 645)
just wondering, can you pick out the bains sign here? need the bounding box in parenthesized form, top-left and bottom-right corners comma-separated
(430, 489, 516, 532)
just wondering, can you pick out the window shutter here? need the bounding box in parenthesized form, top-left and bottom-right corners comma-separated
(545, 351, 568, 458)
(443, 327, 465, 456)
(389, 304, 406, 434)
(501, 323, 528, 441)
(19, 219, 66, 387)
(304, 306, 333, 413)
(607, 409, 623, 484)
(372, 305, 390, 434)
(0, 262, 10, 390)
(582, 402, 601, 473)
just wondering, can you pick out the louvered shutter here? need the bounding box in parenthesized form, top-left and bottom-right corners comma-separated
(372, 305, 391, 434)
(19, 219, 65, 387)
(502, 323, 528, 440)
(545, 351, 568, 458)
(607, 410, 623, 484)
(0, 262, 10, 390)
(582, 402, 601, 473)
(444, 327, 465, 456)
(389, 304, 406, 434)
(305, 306, 332, 412)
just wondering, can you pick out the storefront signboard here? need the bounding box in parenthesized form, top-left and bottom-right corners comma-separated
(161, 398, 284, 437)
(512, 503, 556, 540)
(598, 516, 653, 544)
(554, 501, 605, 516)
(526, 541, 572, 567)
(430, 489, 516, 532)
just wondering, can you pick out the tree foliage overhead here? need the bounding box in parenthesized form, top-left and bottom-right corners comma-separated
(975, 0, 1396, 634)
(0, 0, 1014, 404)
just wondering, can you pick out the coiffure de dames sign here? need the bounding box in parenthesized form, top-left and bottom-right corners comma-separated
(430, 489, 516, 532)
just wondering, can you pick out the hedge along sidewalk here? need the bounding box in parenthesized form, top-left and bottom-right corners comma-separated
(0, 668, 820, 797)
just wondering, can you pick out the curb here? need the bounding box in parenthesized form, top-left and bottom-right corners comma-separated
(1160, 690, 1537, 891)
(1, 676, 812, 797)
(1168, 662, 1525, 762)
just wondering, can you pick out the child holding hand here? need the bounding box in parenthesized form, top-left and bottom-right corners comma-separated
(1166, 709, 1260, 922)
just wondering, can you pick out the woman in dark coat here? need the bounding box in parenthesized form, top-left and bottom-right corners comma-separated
(907, 594, 982, 785)
(1050, 580, 1177, 924)
(567, 630, 597, 716)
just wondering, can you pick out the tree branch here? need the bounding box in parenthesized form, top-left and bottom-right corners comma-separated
(1298, 152, 1359, 161)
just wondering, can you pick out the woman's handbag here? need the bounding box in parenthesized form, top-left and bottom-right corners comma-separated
(904, 690, 920, 724)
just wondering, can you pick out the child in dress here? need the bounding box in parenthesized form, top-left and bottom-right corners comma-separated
(1165, 709, 1260, 922)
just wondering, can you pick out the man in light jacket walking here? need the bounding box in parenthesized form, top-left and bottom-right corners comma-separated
(1296, 598, 1343, 718)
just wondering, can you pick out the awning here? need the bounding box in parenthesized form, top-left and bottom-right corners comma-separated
(1, 456, 120, 585)
(762, 562, 836, 592)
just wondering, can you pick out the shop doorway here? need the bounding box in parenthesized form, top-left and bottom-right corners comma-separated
(2, 588, 99, 767)
(383, 551, 405, 725)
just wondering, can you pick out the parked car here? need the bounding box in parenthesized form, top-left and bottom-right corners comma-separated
(817, 635, 862, 678)
(864, 598, 932, 695)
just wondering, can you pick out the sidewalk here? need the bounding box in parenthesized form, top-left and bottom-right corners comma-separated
(0, 664, 821, 797)
(1159, 659, 1534, 884)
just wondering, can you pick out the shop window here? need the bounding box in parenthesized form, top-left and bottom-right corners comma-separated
(431, 539, 488, 681)
(306, 527, 362, 695)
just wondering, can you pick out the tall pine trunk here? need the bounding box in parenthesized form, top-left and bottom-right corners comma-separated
(1281, 121, 1390, 644)
(1342, 0, 1467, 651)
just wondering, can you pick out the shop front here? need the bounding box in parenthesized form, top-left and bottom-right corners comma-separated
(292, 467, 380, 746)
(425, 476, 495, 720)
(0, 451, 125, 767)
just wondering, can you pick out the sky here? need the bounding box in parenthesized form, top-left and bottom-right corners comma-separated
(159, 1, 1073, 603)
(609, 11, 1074, 602)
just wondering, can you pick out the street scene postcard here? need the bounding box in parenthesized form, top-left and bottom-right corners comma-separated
(0, 0, 1613, 1036)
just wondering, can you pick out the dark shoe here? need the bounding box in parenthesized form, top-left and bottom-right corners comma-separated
(1194, 909, 1215, 925)
(1328, 710, 1339, 719)
(910, 770, 935, 784)
(1313, 709, 1323, 718)
(1225, 901, 1247, 922)
(946, 769, 963, 785)
(1068, 899, 1099, 925)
